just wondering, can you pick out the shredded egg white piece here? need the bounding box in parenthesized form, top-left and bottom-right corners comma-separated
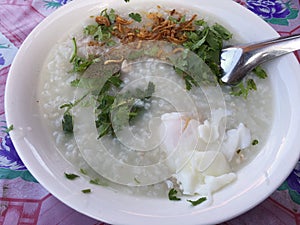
(160, 109, 251, 196)
(221, 123, 251, 161)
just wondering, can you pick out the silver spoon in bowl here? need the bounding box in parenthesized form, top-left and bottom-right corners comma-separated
(220, 34, 300, 86)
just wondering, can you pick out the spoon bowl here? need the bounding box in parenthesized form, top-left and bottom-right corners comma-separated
(220, 34, 300, 85)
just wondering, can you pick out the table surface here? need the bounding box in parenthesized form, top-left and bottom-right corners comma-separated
(0, 0, 300, 224)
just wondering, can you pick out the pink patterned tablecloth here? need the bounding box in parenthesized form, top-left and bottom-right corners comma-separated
(0, 0, 300, 224)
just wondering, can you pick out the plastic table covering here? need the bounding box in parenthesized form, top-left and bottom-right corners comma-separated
(0, 0, 300, 224)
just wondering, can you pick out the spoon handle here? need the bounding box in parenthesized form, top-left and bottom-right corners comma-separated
(242, 33, 300, 63)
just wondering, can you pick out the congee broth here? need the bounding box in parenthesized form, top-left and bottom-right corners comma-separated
(38, 6, 273, 204)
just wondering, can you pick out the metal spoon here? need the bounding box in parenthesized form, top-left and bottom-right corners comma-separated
(220, 34, 300, 86)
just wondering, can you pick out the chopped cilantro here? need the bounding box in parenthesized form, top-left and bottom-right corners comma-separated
(144, 45, 160, 57)
(84, 25, 98, 36)
(94, 26, 112, 42)
(246, 79, 257, 91)
(174, 67, 199, 91)
(168, 16, 178, 23)
(179, 15, 186, 23)
(134, 177, 141, 184)
(96, 81, 155, 138)
(187, 197, 207, 206)
(230, 78, 257, 99)
(80, 168, 88, 175)
(168, 188, 181, 201)
(211, 23, 232, 40)
(194, 19, 207, 26)
(70, 79, 80, 87)
(60, 102, 73, 110)
(84, 24, 114, 45)
(89, 178, 100, 185)
(129, 13, 142, 22)
(64, 173, 80, 180)
(184, 21, 232, 76)
(108, 9, 116, 23)
(82, 189, 91, 193)
(60, 94, 88, 135)
(94, 73, 123, 138)
(253, 66, 268, 79)
(71, 57, 94, 73)
(100, 8, 116, 24)
(168, 15, 186, 24)
(89, 178, 107, 186)
(4, 125, 14, 133)
(70, 37, 95, 73)
(69, 37, 78, 63)
(62, 113, 73, 134)
(111, 81, 155, 130)
(252, 139, 259, 145)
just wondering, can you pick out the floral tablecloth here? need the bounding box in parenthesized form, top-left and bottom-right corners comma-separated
(0, 0, 299, 224)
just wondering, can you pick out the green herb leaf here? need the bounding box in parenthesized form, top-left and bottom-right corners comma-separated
(60, 94, 88, 134)
(100, 8, 116, 24)
(230, 78, 257, 99)
(129, 13, 142, 22)
(62, 113, 73, 134)
(174, 67, 198, 91)
(82, 189, 91, 193)
(143, 81, 155, 98)
(70, 37, 78, 63)
(211, 23, 232, 40)
(84, 25, 99, 36)
(70, 79, 81, 87)
(194, 19, 208, 27)
(107, 73, 123, 87)
(110, 81, 155, 131)
(95, 73, 123, 138)
(95, 26, 112, 42)
(253, 66, 268, 79)
(80, 168, 88, 175)
(144, 45, 160, 57)
(252, 139, 259, 145)
(89, 178, 107, 186)
(187, 197, 207, 206)
(168, 188, 181, 201)
(168, 16, 178, 23)
(96, 81, 155, 138)
(72, 57, 94, 73)
(134, 177, 141, 184)
(60, 99, 81, 113)
(89, 178, 100, 185)
(60, 102, 73, 110)
(84, 21, 114, 45)
(179, 15, 186, 23)
(64, 173, 80, 180)
(184, 21, 230, 76)
(5, 125, 14, 133)
(108, 9, 116, 23)
(70, 38, 95, 73)
(168, 15, 186, 24)
(247, 79, 257, 91)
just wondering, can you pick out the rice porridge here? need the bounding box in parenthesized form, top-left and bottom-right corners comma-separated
(38, 6, 273, 204)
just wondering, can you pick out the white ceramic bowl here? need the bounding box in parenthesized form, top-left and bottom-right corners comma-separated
(5, 0, 300, 224)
